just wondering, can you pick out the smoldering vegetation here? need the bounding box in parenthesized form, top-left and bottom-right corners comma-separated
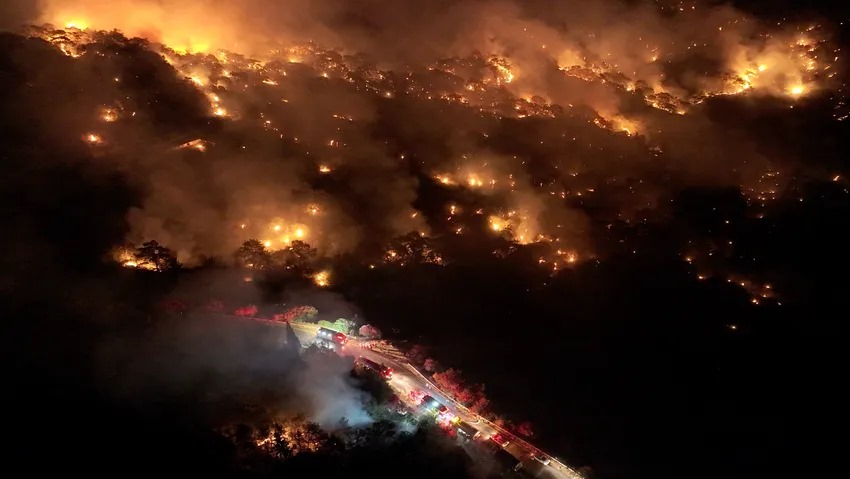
(0, 0, 846, 265)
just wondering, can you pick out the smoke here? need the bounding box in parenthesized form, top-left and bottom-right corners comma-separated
(0, 0, 843, 264)
(95, 273, 374, 427)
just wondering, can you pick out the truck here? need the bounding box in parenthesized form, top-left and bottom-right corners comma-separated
(420, 394, 448, 415)
(317, 327, 347, 345)
(356, 356, 394, 379)
(455, 420, 481, 440)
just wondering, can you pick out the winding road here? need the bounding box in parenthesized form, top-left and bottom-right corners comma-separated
(287, 322, 584, 479)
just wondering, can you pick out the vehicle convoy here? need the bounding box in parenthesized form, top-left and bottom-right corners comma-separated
(455, 420, 481, 440)
(356, 356, 393, 379)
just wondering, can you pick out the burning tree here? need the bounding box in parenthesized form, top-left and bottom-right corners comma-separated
(270, 240, 317, 271)
(235, 239, 271, 269)
(134, 240, 179, 271)
(384, 232, 443, 265)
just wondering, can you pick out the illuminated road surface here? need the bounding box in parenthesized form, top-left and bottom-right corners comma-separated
(287, 323, 582, 479)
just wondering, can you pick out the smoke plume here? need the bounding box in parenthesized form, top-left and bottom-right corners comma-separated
(0, 0, 843, 264)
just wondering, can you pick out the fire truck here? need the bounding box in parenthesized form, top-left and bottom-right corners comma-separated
(356, 356, 394, 379)
(315, 327, 347, 351)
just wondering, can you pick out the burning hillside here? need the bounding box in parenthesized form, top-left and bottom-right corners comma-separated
(0, 0, 845, 304)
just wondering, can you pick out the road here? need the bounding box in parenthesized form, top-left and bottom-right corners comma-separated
(286, 322, 583, 479)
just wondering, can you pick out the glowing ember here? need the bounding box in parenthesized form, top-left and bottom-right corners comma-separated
(318, 165, 332, 173)
(101, 108, 117, 122)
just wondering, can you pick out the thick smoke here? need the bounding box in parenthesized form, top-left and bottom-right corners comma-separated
(0, 0, 843, 264)
(96, 272, 373, 427)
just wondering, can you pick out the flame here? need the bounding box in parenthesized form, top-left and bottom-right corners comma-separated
(788, 84, 806, 96)
(100, 108, 118, 122)
(313, 270, 331, 287)
(64, 20, 89, 30)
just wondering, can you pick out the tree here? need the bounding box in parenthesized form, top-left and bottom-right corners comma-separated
(234, 304, 258, 317)
(269, 240, 317, 271)
(423, 358, 439, 372)
(235, 239, 271, 269)
(359, 324, 382, 339)
(274, 305, 318, 323)
(317, 318, 353, 334)
(406, 344, 428, 364)
(135, 240, 179, 271)
(515, 421, 534, 438)
(431, 368, 490, 413)
(469, 395, 490, 414)
(432, 368, 465, 397)
(385, 231, 442, 265)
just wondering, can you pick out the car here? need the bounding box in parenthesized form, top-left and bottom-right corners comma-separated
(531, 454, 551, 465)
(490, 433, 510, 447)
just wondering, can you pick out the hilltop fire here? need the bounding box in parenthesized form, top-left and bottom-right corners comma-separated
(1, 0, 837, 299)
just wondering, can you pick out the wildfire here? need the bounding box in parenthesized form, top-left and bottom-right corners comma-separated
(789, 84, 806, 97)
(488, 58, 515, 85)
(113, 247, 156, 270)
(313, 270, 331, 287)
(24, 19, 844, 282)
(435, 174, 453, 185)
(100, 108, 118, 122)
(64, 20, 88, 30)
